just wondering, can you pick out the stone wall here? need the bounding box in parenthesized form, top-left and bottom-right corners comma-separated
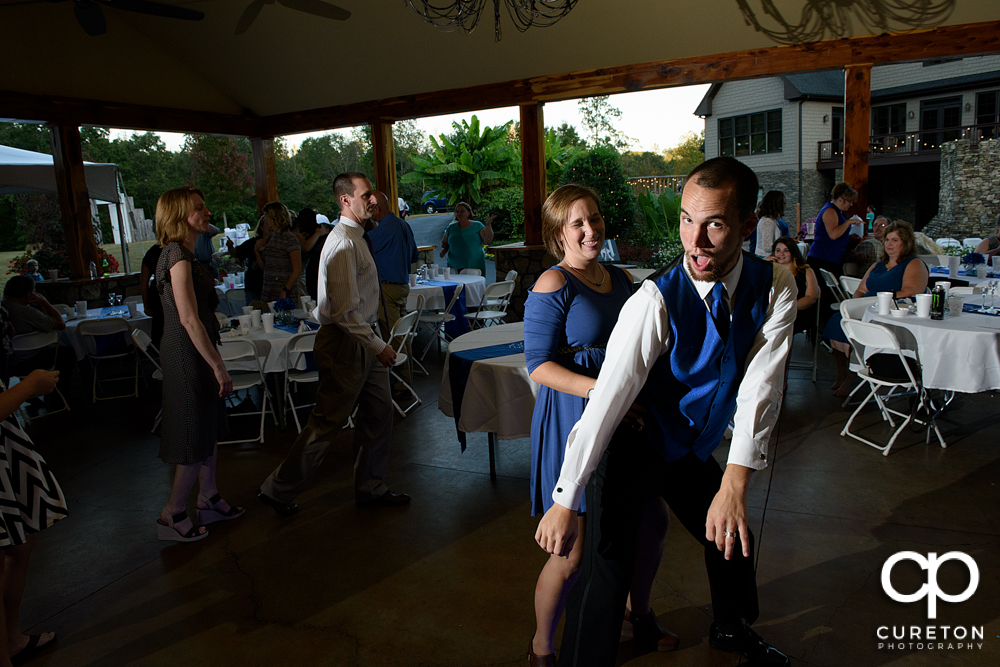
(492, 243, 557, 322)
(923, 139, 1000, 239)
(754, 169, 832, 230)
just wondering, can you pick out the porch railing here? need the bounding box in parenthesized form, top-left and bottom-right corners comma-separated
(817, 122, 999, 163)
(626, 175, 685, 196)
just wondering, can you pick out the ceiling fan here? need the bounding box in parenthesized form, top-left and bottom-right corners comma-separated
(235, 0, 350, 36)
(1, 0, 205, 36)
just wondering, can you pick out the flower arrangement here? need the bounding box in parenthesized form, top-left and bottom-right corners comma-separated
(273, 297, 295, 312)
(272, 297, 297, 325)
(962, 252, 985, 266)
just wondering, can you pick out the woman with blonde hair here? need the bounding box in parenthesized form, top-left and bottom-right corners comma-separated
(524, 185, 674, 665)
(256, 201, 302, 302)
(155, 187, 240, 543)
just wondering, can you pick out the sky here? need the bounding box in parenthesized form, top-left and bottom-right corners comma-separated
(141, 85, 711, 155)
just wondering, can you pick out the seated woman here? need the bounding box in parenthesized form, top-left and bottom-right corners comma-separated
(766, 236, 818, 334)
(825, 220, 929, 395)
(974, 214, 1000, 259)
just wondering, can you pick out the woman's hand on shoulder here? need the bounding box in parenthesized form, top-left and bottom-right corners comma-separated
(532, 268, 567, 294)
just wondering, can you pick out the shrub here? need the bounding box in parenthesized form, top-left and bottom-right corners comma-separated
(479, 186, 525, 242)
(7, 246, 118, 278)
(559, 145, 636, 239)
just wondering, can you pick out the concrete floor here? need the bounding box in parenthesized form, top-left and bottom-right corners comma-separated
(14, 332, 1000, 666)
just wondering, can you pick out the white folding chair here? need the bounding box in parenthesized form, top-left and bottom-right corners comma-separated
(962, 238, 983, 248)
(77, 317, 139, 402)
(226, 288, 246, 312)
(464, 280, 515, 329)
(818, 268, 847, 310)
(219, 338, 275, 444)
(838, 297, 879, 405)
(131, 329, 163, 432)
(282, 331, 318, 433)
(935, 237, 961, 248)
(839, 320, 945, 455)
(419, 282, 464, 360)
(52, 303, 74, 320)
(405, 295, 429, 377)
(9, 331, 71, 420)
(459, 268, 482, 276)
(504, 269, 518, 283)
(839, 275, 861, 297)
(386, 310, 422, 417)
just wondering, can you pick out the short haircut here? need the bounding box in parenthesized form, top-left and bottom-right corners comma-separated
(333, 172, 368, 206)
(262, 201, 292, 233)
(4, 274, 35, 299)
(156, 187, 205, 247)
(881, 220, 917, 263)
(685, 157, 759, 219)
(295, 208, 319, 236)
(831, 182, 858, 202)
(772, 236, 809, 272)
(541, 184, 604, 259)
(756, 190, 786, 220)
(25, 259, 39, 268)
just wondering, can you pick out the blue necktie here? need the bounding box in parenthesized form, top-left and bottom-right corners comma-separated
(710, 282, 730, 343)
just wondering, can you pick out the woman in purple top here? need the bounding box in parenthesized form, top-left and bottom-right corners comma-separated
(808, 182, 857, 325)
(524, 185, 675, 665)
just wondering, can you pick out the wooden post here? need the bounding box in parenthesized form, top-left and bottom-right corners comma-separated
(371, 121, 399, 215)
(843, 64, 872, 221)
(250, 137, 279, 216)
(520, 103, 545, 246)
(49, 124, 99, 279)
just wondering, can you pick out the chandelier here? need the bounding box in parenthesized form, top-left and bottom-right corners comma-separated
(405, 0, 578, 42)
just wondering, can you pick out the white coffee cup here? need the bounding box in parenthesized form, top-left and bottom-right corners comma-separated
(443, 267, 451, 279)
(948, 256, 960, 277)
(238, 314, 252, 333)
(915, 293, 932, 318)
(306, 299, 316, 313)
(877, 291, 894, 315)
(977, 265, 988, 279)
(75, 300, 88, 318)
(251, 309, 262, 328)
(261, 312, 274, 333)
(300, 295, 311, 311)
(806, 221, 815, 235)
(993, 256, 1000, 272)
(937, 254, 949, 268)
(237, 272, 245, 285)
(937, 281, 951, 298)
(242, 305, 253, 316)
(48, 269, 58, 281)
(267, 301, 276, 313)
(948, 296, 963, 315)
(127, 302, 138, 318)
(409, 273, 417, 287)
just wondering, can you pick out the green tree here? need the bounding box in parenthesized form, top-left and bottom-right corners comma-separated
(544, 128, 584, 191)
(0, 122, 51, 154)
(402, 115, 519, 207)
(621, 150, 671, 177)
(559, 145, 636, 238)
(578, 96, 633, 152)
(183, 134, 255, 227)
(663, 131, 705, 175)
(276, 132, 372, 216)
(551, 122, 587, 149)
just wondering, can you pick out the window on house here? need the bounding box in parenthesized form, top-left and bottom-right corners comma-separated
(976, 90, 999, 141)
(920, 96, 962, 149)
(718, 110, 781, 157)
(872, 104, 906, 136)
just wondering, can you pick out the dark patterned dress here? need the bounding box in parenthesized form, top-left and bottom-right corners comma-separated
(260, 229, 301, 302)
(0, 419, 67, 547)
(156, 243, 229, 465)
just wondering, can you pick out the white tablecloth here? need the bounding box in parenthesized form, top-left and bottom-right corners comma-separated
(407, 274, 487, 311)
(438, 322, 539, 440)
(928, 268, 996, 287)
(62, 306, 152, 361)
(223, 313, 317, 374)
(863, 296, 1000, 393)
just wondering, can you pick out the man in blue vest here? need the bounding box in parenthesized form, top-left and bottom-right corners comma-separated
(536, 157, 797, 666)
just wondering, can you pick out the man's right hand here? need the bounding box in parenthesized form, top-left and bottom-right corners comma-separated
(535, 503, 578, 557)
(376, 344, 397, 368)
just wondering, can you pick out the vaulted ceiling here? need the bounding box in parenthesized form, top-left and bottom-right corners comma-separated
(2, 0, 999, 132)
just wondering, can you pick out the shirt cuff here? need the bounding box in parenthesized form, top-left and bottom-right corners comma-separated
(551, 477, 585, 512)
(727, 435, 769, 470)
(362, 336, 387, 357)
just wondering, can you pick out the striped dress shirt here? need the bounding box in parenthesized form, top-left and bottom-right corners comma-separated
(315, 215, 387, 356)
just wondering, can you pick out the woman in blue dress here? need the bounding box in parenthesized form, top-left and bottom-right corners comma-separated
(524, 185, 674, 665)
(825, 220, 928, 394)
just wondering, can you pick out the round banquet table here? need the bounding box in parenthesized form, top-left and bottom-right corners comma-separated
(862, 295, 1000, 393)
(62, 305, 152, 361)
(438, 322, 538, 479)
(407, 274, 486, 311)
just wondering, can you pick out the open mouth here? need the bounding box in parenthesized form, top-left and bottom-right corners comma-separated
(691, 254, 713, 271)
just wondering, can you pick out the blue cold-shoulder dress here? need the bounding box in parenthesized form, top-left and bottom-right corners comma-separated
(524, 264, 633, 516)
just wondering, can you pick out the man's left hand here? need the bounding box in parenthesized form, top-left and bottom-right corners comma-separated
(706, 464, 753, 560)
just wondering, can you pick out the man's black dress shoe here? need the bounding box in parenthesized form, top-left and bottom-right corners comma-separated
(257, 491, 298, 517)
(356, 490, 411, 507)
(709, 623, 790, 666)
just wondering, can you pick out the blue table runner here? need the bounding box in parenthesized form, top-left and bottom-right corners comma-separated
(423, 280, 468, 339)
(447, 340, 525, 450)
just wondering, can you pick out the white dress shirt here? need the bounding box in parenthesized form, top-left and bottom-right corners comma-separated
(314, 215, 387, 356)
(551, 255, 798, 512)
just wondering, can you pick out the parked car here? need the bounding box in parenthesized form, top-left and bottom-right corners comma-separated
(421, 192, 453, 214)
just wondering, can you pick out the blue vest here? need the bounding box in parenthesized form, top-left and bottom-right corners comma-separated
(638, 253, 773, 463)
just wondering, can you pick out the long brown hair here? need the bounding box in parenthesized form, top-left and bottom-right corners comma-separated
(155, 187, 205, 247)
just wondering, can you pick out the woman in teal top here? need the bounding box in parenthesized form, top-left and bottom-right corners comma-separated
(439, 202, 494, 274)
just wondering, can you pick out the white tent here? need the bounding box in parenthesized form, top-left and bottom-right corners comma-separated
(0, 144, 120, 203)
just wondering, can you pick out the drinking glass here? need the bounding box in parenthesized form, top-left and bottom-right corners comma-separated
(115, 294, 124, 315)
(107, 292, 116, 315)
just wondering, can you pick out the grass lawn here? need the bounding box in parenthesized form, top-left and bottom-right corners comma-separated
(0, 240, 159, 295)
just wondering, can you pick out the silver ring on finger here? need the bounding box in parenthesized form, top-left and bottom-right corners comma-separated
(724, 531, 737, 537)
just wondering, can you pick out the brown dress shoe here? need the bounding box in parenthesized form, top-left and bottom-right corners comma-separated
(527, 638, 555, 667)
(356, 490, 411, 507)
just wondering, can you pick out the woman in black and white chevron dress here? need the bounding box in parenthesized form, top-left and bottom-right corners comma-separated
(0, 369, 67, 665)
